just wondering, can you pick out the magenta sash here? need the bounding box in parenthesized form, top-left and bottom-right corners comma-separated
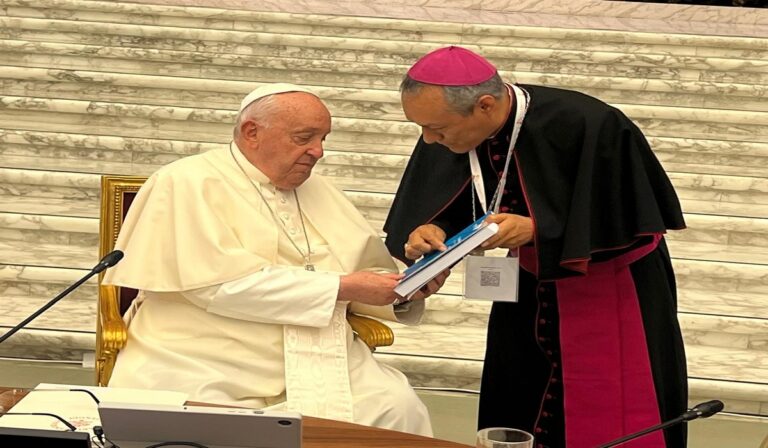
(521, 236, 666, 448)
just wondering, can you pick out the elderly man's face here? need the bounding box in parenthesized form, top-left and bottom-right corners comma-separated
(243, 93, 332, 190)
(402, 85, 498, 154)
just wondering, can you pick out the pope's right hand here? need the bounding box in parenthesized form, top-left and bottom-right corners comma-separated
(404, 224, 447, 260)
(337, 271, 403, 306)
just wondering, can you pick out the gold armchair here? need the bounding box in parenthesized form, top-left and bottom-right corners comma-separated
(95, 175, 394, 386)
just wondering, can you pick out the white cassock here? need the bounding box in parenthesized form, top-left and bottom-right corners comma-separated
(102, 146, 432, 436)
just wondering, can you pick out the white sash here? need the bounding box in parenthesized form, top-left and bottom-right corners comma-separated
(283, 302, 354, 422)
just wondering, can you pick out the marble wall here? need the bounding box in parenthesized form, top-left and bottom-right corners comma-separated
(0, 0, 767, 415)
(125, 0, 768, 37)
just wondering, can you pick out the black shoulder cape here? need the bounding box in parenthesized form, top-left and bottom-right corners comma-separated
(384, 85, 685, 281)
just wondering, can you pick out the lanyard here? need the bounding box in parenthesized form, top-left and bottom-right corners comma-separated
(469, 84, 530, 217)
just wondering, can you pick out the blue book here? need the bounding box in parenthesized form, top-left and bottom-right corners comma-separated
(395, 213, 499, 297)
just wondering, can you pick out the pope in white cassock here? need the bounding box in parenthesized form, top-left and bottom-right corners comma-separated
(102, 83, 447, 436)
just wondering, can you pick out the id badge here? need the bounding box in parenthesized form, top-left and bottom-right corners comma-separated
(463, 249, 519, 302)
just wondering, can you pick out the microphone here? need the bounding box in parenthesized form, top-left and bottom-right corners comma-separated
(597, 400, 724, 448)
(92, 250, 124, 274)
(0, 250, 124, 345)
(681, 399, 724, 420)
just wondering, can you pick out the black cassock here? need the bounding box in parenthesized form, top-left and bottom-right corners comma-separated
(385, 85, 688, 448)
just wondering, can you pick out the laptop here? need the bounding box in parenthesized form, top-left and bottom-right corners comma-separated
(98, 402, 302, 448)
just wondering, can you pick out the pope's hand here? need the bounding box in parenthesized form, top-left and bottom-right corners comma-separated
(338, 271, 403, 306)
(481, 213, 534, 250)
(404, 224, 447, 260)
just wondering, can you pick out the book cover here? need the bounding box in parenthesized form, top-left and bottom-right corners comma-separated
(395, 213, 498, 297)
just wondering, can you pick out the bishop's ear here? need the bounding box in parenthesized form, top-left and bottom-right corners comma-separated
(476, 94, 498, 114)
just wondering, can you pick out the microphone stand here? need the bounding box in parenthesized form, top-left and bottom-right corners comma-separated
(0, 250, 124, 345)
(597, 400, 725, 448)
(596, 416, 685, 448)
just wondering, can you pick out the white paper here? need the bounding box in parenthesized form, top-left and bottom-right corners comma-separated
(463, 254, 520, 302)
(0, 383, 188, 438)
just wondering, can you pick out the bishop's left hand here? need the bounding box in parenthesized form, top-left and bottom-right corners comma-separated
(481, 213, 534, 250)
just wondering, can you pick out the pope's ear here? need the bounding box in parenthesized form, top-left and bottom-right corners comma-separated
(240, 120, 260, 141)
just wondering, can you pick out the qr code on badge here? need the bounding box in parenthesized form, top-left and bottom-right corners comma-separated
(480, 270, 501, 287)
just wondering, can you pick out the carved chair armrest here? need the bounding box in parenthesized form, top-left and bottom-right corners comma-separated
(95, 284, 128, 386)
(346, 313, 394, 351)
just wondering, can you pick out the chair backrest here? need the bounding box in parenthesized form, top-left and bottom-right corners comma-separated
(96, 175, 148, 386)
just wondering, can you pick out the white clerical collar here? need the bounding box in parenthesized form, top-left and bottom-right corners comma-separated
(230, 141, 271, 185)
(486, 83, 514, 141)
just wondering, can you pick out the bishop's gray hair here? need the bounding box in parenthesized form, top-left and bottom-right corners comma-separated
(400, 73, 505, 116)
(232, 94, 281, 139)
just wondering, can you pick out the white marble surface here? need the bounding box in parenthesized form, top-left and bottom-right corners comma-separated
(1, 0, 767, 416)
(114, 0, 768, 37)
(0, 294, 96, 332)
(0, 263, 96, 300)
(374, 353, 483, 391)
(0, 327, 93, 361)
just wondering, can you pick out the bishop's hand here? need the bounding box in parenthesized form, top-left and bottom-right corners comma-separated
(404, 224, 447, 260)
(406, 269, 451, 302)
(481, 213, 534, 250)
